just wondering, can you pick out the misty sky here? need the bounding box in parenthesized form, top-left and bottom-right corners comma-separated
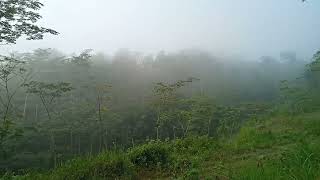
(3, 0, 320, 60)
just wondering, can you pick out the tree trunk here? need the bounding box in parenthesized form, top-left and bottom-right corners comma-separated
(131, 138, 135, 148)
(50, 131, 56, 168)
(35, 104, 38, 122)
(78, 135, 81, 155)
(207, 118, 211, 137)
(104, 128, 108, 150)
(99, 135, 102, 153)
(90, 134, 93, 156)
(23, 93, 28, 120)
(70, 129, 73, 154)
(156, 126, 159, 140)
(173, 126, 176, 140)
(156, 108, 160, 140)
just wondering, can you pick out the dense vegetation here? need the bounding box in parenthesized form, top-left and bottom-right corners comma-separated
(1, 0, 320, 179)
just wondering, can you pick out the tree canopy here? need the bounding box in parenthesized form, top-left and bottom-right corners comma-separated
(0, 0, 58, 45)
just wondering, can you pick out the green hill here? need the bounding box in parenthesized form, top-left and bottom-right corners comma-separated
(3, 111, 320, 180)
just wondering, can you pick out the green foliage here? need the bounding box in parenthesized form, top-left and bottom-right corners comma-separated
(0, 120, 22, 159)
(0, 56, 29, 159)
(234, 141, 320, 180)
(25, 81, 73, 99)
(0, 0, 58, 44)
(279, 80, 312, 115)
(128, 140, 171, 169)
(170, 136, 220, 176)
(183, 168, 200, 180)
(0, 55, 31, 120)
(280, 142, 320, 180)
(49, 151, 134, 180)
(66, 50, 93, 67)
(152, 78, 198, 139)
(172, 136, 219, 157)
(232, 165, 281, 180)
(24, 81, 73, 120)
(2, 0, 317, 178)
(216, 106, 242, 138)
(234, 126, 275, 150)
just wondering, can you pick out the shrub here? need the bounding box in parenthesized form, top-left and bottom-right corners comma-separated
(172, 136, 219, 156)
(51, 151, 134, 180)
(128, 140, 171, 169)
(170, 136, 220, 176)
(91, 152, 134, 178)
(234, 127, 275, 150)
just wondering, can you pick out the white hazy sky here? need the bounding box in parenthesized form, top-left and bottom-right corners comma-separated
(2, 0, 320, 59)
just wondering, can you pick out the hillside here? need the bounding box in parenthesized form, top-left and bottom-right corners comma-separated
(3, 111, 319, 180)
(1, 1, 318, 179)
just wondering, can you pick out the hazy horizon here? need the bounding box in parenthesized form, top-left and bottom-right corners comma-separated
(1, 0, 320, 60)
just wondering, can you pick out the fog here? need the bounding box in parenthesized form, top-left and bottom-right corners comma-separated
(3, 1, 320, 176)
(2, 0, 320, 59)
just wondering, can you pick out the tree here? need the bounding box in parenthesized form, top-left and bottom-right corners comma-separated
(95, 83, 112, 152)
(0, 0, 58, 45)
(66, 49, 93, 67)
(188, 96, 215, 137)
(24, 81, 73, 168)
(152, 78, 198, 139)
(24, 81, 73, 120)
(0, 0, 58, 159)
(306, 51, 320, 88)
(0, 55, 31, 121)
(0, 55, 31, 158)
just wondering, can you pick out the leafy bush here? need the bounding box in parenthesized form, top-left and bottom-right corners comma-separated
(50, 151, 134, 180)
(0, 172, 15, 180)
(128, 140, 172, 169)
(172, 136, 219, 156)
(234, 127, 275, 150)
(170, 136, 220, 176)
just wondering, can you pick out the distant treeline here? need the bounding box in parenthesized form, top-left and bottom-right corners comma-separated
(0, 48, 308, 171)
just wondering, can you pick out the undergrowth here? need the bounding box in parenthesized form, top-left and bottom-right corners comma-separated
(2, 112, 320, 179)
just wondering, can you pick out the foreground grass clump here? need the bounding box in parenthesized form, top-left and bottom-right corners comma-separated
(234, 126, 276, 150)
(127, 137, 219, 178)
(171, 136, 220, 171)
(9, 151, 135, 180)
(52, 151, 134, 180)
(232, 142, 320, 180)
(280, 141, 320, 180)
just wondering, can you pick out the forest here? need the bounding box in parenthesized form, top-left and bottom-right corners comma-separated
(1, 0, 320, 179)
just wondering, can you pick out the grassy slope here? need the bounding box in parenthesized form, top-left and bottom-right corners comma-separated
(3, 111, 320, 179)
(199, 112, 320, 179)
(143, 111, 320, 179)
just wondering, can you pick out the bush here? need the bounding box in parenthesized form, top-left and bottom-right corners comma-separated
(234, 127, 275, 150)
(128, 140, 171, 169)
(170, 136, 219, 176)
(51, 151, 134, 180)
(91, 152, 134, 178)
(172, 136, 219, 156)
(0, 172, 15, 180)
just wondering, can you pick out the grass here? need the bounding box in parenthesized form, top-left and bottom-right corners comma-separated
(2, 111, 320, 179)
